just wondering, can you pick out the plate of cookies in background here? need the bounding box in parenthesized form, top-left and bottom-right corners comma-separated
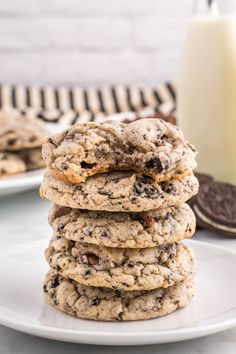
(0, 113, 53, 196)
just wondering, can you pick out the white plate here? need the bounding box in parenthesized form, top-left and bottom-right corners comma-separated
(0, 168, 45, 197)
(0, 239, 236, 345)
(0, 123, 62, 197)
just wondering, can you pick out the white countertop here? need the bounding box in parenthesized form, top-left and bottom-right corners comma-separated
(0, 188, 236, 353)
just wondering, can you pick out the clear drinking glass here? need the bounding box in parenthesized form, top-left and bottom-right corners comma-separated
(178, 0, 236, 184)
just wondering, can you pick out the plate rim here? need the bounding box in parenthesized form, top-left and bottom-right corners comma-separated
(0, 168, 44, 189)
(0, 239, 236, 344)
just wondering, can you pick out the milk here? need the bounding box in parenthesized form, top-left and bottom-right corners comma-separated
(178, 11, 236, 184)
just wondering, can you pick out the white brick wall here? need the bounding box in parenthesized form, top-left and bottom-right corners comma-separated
(0, 0, 195, 86)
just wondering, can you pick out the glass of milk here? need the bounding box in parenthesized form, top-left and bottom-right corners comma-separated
(178, 0, 236, 184)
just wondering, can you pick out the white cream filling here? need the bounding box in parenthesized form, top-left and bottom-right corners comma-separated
(193, 205, 236, 233)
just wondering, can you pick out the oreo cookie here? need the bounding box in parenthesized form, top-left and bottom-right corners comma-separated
(193, 181, 236, 238)
(195, 173, 214, 186)
(188, 172, 214, 208)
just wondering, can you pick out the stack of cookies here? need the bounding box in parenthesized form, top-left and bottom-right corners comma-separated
(0, 113, 48, 177)
(40, 119, 199, 321)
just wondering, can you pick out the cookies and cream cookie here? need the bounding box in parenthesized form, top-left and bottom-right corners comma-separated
(18, 147, 45, 171)
(49, 203, 196, 248)
(0, 113, 48, 151)
(42, 119, 197, 184)
(40, 170, 199, 212)
(0, 152, 26, 177)
(45, 239, 195, 291)
(44, 270, 195, 321)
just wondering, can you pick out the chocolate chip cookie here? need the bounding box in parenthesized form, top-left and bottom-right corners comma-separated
(49, 203, 196, 248)
(40, 170, 199, 212)
(45, 239, 195, 291)
(44, 270, 195, 321)
(0, 152, 26, 177)
(0, 113, 48, 151)
(18, 147, 45, 171)
(42, 119, 197, 184)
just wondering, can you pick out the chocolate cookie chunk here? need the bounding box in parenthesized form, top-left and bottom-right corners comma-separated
(42, 119, 197, 184)
(193, 181, 236, 237)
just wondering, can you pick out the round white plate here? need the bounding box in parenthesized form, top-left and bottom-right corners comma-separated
(0, 168, 45, 197)
(0, 239, 236, 345)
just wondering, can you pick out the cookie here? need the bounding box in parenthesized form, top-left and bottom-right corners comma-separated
(18, 147, 45, 171)
(193, 181, 236, 237)
(42, 119, 197, 184)
(44, 270, 195, 321)
(188, 172, 214, 208)
(121, 111, 177, 126)
(45, 239, 195, 291)
(0, 113, 48, 151)
(49, 203, 196, 248)
(195, 172, 214, 186)
(40, 170, 199, 212)
(0, 152, 26, 177)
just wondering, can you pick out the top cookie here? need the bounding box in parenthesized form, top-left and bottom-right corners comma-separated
(42, 119, 197, 184)
(0, 113, 49, 151)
